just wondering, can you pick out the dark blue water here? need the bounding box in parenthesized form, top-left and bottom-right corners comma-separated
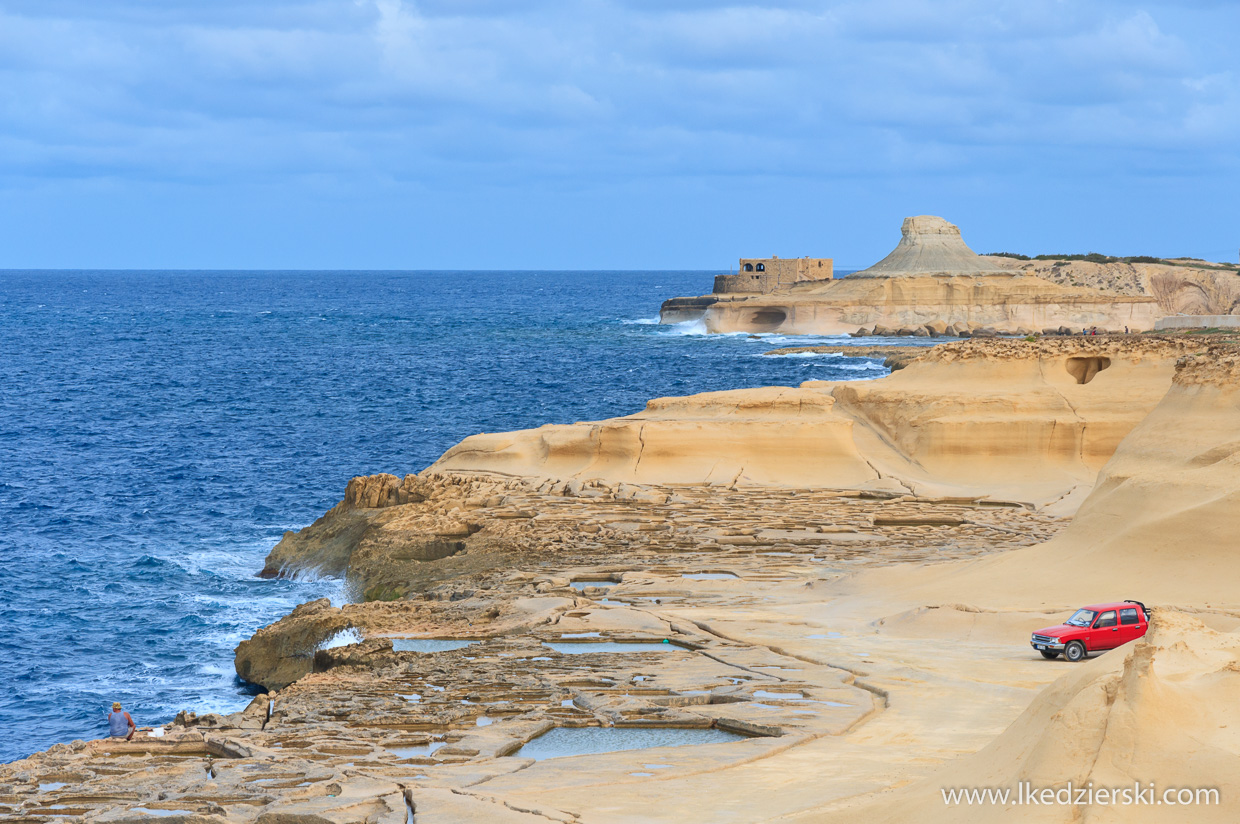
(0, 269, 888, 763)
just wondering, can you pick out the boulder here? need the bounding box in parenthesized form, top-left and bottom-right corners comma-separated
(925, 320, 950, 336)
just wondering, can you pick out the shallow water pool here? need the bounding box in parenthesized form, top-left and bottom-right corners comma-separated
(391, 639, 477, 653)
(753, 690, 804, 700)
(388, 741, 446, 758)
(129, 810, 194, 818)
(543, 641, 678, 654)
(511, 726, 746, 761)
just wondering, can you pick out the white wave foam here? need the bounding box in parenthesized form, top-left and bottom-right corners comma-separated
(658, 321, 757, 339)
(620, 317, 661, 326)
(278, 563, 333, 583)
(831, 362, 885, 371)
(658, 318, 709, 336)
(318, 627, 362, 650)
(758, 334, 853, 346)
(762, 351, 847, 359)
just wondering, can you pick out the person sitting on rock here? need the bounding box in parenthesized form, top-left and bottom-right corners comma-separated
(108, 702, 136, 741)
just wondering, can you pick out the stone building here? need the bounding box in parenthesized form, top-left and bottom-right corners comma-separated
(713, 256, 833, 294)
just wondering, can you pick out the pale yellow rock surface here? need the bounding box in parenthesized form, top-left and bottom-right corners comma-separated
(12, 338, 1240, 824)
(432, 337, 1198, 510)
(813, 612, 1240, 823)
(842, 343, 1240, 608)
(687, 273, 1162, 335)
(849, 215, 1008, 278)
(659, 216, 1175, 335)
(985, 254, 1240, 315)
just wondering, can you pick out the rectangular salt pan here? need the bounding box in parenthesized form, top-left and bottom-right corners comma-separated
(388, 741, 446, 758)
(512, 726, 746, 761)
(391, 639, 477, 653)
(542, 641, 676, 654)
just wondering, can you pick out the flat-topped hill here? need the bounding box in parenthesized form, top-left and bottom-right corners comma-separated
(850, 215, 1008, 278)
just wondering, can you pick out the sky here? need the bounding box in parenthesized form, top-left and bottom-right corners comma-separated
(0, 0, 1236, 270)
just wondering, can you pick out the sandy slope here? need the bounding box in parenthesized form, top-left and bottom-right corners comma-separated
(843, 345, 1240, 608)
(814, 611, 1240, 823)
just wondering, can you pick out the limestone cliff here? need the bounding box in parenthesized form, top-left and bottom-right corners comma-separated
(660, 215, 1169, 335)
(692, 273, 1161, 336)
(950, 344, 1240, 605)
(846, 342, 1240, 607)
(431, 337, 1199, 509)
(984, 254, 1240, 315)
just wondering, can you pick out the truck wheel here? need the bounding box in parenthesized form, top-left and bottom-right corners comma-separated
(1064, 641, 1086, 662)
(1040, 650, 1060, 660)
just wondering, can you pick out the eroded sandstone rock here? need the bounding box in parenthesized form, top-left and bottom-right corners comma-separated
(235, 598, 352, 690)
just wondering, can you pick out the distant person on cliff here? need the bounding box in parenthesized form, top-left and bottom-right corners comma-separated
(108, 702, 136, 741)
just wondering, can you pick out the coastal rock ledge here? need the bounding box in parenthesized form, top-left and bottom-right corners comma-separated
(659, 215, 1239, 335)
(8, 337, 1240, 823)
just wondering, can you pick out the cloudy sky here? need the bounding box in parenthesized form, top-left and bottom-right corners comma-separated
(0, 0, 1236, 269)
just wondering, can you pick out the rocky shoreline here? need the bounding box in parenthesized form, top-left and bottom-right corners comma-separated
(659, 217, 1239, 337)
(6, 335, 1240, 823)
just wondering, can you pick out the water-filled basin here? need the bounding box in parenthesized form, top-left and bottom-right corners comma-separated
(388, 741, 446, 758)
(129, 810, 195, 818)
(543, 641, 678, 654)
(511, 726, 746, 761)
(753, 690, 804, 700)
(391, 639, 477, 653)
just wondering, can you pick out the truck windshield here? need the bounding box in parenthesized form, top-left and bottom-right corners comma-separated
(1065, 609, 1096, 627)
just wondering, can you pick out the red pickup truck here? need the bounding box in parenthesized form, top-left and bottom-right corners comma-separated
(1030, 601, 1149, 662)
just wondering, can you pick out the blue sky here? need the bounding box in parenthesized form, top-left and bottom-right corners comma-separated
(0, 0, 1236, 269)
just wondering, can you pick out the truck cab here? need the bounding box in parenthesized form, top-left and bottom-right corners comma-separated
(1030, 600, 1148, 662)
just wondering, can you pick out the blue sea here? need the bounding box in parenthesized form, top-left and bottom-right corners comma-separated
(0, 269, 893, 763)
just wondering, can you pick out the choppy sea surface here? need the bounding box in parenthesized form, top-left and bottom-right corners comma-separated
(0, 269, 910, 763)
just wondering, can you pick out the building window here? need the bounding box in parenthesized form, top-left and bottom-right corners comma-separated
(756, 263, 766, 272)
(743, 263, 754, 272)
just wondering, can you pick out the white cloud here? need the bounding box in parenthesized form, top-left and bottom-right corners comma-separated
(0, 0, 1235, 188)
